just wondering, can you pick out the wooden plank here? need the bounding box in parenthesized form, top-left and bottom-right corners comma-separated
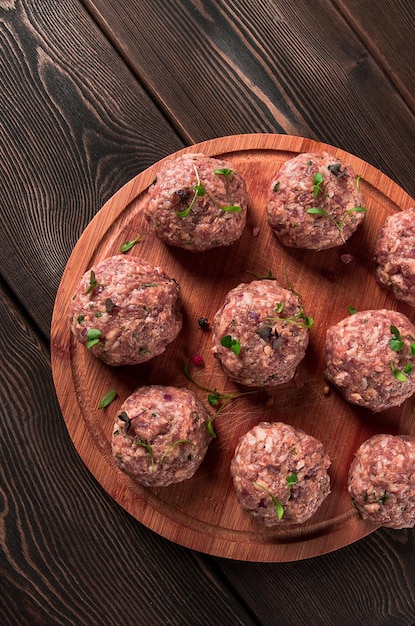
(0, 281, 258, 625)
(0, 0, 184, 337)
(82, 0, 415, 195)
(334, 0, 415, 112)
(218, 528, 415, 625)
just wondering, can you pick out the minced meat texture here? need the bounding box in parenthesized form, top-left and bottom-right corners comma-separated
(266, 151, 366, 249)
(212, 280, 311, 387)
(348, 433, 415, 528)
(325, 309, 415, 412)
(144, 153, 248, 251)
(69, 255, 182, 366)
(112, 385, 211, 487)
(375, 208, 415, 306)
(231, 422, 331, 526)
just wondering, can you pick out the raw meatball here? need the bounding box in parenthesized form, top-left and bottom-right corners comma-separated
(348, 433, 415, 528)
(69, 255, 182, 366)
(112, 385, 211, 487)
(375, 208, 415, 306)
(266, 151, 366, 249)
(212, 280, 311, 387)
(325, 309, 415, 412)
(144, 152, 248, 251)
(231, 422, 331, 526)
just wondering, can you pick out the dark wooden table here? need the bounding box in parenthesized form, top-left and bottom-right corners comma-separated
(1, 1, 415, 624)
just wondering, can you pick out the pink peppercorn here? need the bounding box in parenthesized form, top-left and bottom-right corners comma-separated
(191, 354, 204, 367)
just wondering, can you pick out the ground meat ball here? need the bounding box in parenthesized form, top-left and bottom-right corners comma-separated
(266, 151, 366, 249)
(211, 280, 311, 387)
(231, 422, 331, 526)
(375, 209, 415, 306)
(325, 309, 415, 412)
(348, 433, 415, 528)
(144, 153, 248, 251)
(112, 385, 211, 487)
(69, 255, 182, 366)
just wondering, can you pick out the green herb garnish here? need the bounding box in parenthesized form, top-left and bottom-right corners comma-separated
(267, 304, 314, 329)
(86, 328, 102, 348)
(160, 439, 194, 462)
(347, 305, 358, 315)
(388, 326, 415, 381)
(307, 206, 367, 243)
(286, 473, 298, 486)
(213, 168, 234, 177)
(389, 325, 404, 352)
(120, 235, 144, 253)
(176, 164, 242, 217)
(253, 482, 284, 520)
(98, 389, 117, 409)
(246, 269, 276, 280)
(85, 270, 100, 295)
(183, 360, 257, 438)
(220, 335, 241, 356)
(391, 363, 407, 382)
(134, 440, 155, 472)
(312, 172, 324, 197)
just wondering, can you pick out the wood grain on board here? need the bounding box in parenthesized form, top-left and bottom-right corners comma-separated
(82, 0, 415, 197)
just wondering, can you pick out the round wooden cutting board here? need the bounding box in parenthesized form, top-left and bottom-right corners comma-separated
(51, 134, 415, 562)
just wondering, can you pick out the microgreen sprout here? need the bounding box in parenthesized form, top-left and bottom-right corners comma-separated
(120, 234, 145, 253)
(355, 175, 362, 192)
(246, 269, 276, 280)
(267, 303, 314, 329)
(391, 363, 408, 382)
(86, 328, 102, 348)
(389, 326, 404, 352)
(213, 168, 235, 177)
(98, 389, 117, 409)
(312, 172, 324, 197)
(306, 206, 367, 243)
(347, 305, 358, 315)
(282, 269, 303, 298)
(220, 335, 241, 356)
(252, 482, 284, 520)
(183, 360, 257, 438)
(160, 439, 194, 462)
(134, 440, 155, 472)
(388, 326, 415, 381)
(176, 164, 242, 217)
(85, 270, 100, 295)
(286, 473, 298, 487)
